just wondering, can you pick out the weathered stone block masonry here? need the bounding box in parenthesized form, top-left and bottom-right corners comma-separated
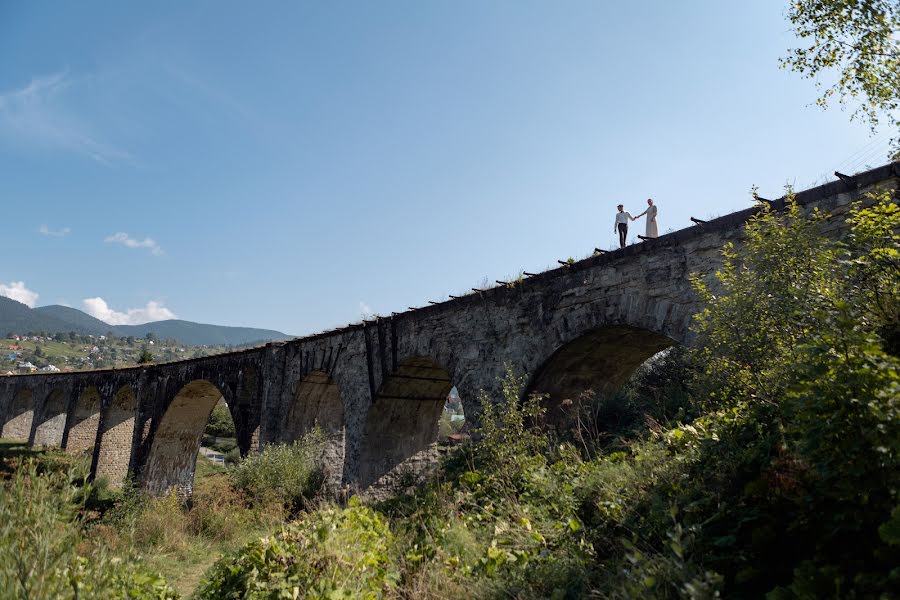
(2, 163, 897, 497)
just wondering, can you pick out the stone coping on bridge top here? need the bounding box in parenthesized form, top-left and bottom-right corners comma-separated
(3, 161, 898, 380)
(278, 160, 899, 336)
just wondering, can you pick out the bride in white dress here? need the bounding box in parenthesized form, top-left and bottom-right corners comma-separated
(636, 198, 658, 238)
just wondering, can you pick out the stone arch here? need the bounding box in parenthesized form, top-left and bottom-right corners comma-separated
(143, 379, 224, 497)
(2, 389, 34, 440)
(526, 325, 675, 431)
(66, 387, 101, 454)
(95, 385, 137, 488)
(283, 370, 345, 484)
(34, 389, 67, 447)
(358, 356, 455, 488)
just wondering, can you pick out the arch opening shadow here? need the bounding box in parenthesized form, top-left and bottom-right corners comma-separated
(143, 380, 223, 498)
(358, 357, 455, 489)
(283, 370, 345, 484)
(2, 389, 34, 440)
(95, 385, 137, 489)
(34, 389, 67, 447)
(527, 325, 675, 432)
(66, 387, 101, 454)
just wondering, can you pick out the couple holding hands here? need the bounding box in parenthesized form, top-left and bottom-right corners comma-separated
(613, 199, 658, 248)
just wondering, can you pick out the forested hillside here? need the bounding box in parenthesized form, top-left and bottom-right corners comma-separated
(33, 305, 115, 335)
(0, 297, 90, 335)
(0, 298, 290, 347)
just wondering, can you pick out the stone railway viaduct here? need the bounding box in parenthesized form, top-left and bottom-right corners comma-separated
(1, 163, 897, 497)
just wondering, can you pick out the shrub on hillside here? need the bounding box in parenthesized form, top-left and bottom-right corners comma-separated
(683, 193, 900, 596)
(381, 375, 598, 598)
(0, 460, 176, 599)
(196, 500, 397, 599)
(229, 429, 326, 513)
(224, 446, 241, 466)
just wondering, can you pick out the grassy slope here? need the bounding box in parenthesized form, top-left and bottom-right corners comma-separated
(142, 458, 249, 596)
(0, 440, 278, 597)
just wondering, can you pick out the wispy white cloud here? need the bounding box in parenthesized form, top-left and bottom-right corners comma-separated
(163, 64, 273, 138)
(0, 281, 39, 308)
(82, 297, 176, 325)
(0, 72, 130, 164)
(360, 301, 375, 318)
(39, 224, 71, 237)
(104, 232, 163, 256)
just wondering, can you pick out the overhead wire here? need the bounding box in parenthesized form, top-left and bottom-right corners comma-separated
(834, 132, 889, 173)
(846, 137, 892, 174)
(804, 132, 892, 189)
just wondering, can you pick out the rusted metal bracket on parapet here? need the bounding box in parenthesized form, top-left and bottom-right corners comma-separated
(690, 217, 707, 225)
(495, 280, 508, 286)
(594, 247, 607, 254)
(637, 235, 651, 241)
(428, 301, 439, 305)
(834, 171, 856, 190)
(448, 294, 461, 299)
(471, 288, 484, 293)
(557, 260, 572, 267)
(523, 272, 537, 277)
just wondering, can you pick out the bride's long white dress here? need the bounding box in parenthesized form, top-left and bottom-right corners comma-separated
(645, 205, 658, 238)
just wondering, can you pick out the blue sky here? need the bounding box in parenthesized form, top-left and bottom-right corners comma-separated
(0, 1, 894, 335)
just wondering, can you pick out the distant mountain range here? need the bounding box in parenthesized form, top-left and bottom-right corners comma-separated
(0, 296, 291, 347)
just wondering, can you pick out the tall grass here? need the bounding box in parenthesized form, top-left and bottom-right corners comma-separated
(0, 447, 176, 599)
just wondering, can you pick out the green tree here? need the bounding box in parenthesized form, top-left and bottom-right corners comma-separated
(782, 0, 900, 157)
(137, 348, 154, 364)
(205, 404, 236, 438)
(692, 193, 900, 596)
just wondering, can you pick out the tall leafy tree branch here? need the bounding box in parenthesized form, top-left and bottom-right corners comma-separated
(782, 0, 900, 157)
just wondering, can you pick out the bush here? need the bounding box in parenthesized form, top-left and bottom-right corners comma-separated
(229, 428, 326, 513)
(224, 446, 241, 466)
(380, 373, 597, 599)
(685, 193, 900, 596)
(186, 474, 261, 544)
(202, 435, 237, 454)
(205, 403, 236, 438)
(126, 492, 190, 554)
(0, 460, 176, 599)
(196, 499, 397, 599)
